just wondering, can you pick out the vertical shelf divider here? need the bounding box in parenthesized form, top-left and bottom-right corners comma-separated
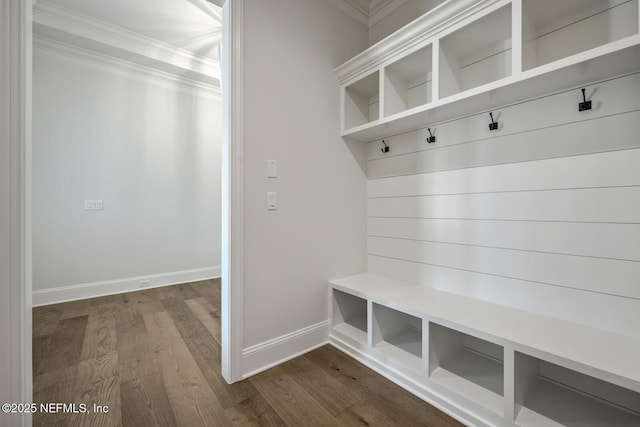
(367, 300, 374, 349)
(422, 317, 430, 374)
(511, 0, 523, 77)
(503, 346, 516, 422)
(378, 68, 385, 121)
(431, 38, 441, 102)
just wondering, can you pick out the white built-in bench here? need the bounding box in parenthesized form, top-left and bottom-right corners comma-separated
(329, 273, 640, 427)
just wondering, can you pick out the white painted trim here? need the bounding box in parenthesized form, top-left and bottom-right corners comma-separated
(346, 0, 371, 15)
(242, 321, 331, 378)
(1, 0, 33, 426)
(33, 0, 220, 81)
(328, 0, 410, 27)
(369, 0, 408, 26)
(335, 0, 500, 84)
(32, 267, 221, 307)
(327, 0, 369, 26)
(33, 36, 220, 94)
(221, 0, 244, 384)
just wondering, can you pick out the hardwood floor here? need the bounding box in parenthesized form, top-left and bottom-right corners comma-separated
(33, 279, 464, 427)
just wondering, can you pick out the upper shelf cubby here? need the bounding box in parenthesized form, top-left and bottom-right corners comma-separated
(521, 0, 639, 71)
(383, 44, 433, 116)
(344, 71, 380, 130)
(439, 4, 512, 98)
(335, 0, 640, 141)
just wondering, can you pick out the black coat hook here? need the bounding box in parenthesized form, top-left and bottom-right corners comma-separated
(579, 88, 592, 111)
(488, 112, 498, 131)
(381, 140, 389, 153)
(426, 128, 436, 144)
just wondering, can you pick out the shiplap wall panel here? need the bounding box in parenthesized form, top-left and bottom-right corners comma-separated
(368, 236, 639, 299)
(367, 72, 640, 162)
(368, 187, 640, 223)
(459, 48, 512, 94)
(367, 255, 640, 337)
(368, 218, 640, 261)
(368, 149, 640, 198)
(368, 112, 640, 177)
(366, 72, 640, 335)
(407, 81, 432, 110)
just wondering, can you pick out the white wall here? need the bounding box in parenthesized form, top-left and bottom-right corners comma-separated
(238, 0, 368, 375)
(32, 40, 222, 304)
(367, 72, 640, 337)
(369, 0, 445, 46)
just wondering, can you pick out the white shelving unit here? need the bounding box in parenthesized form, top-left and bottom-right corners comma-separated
(430, 323, 504, 416)
(336, 0, 640, 141)
(372, 303, 422, 371)
(383, 44, 433, 116)
(439, 3, 512, 98)
(344, 71, 379, 130)
(515, 352, 640, 426)
(328, 273, 640, 426)
(521, 0, 639, 71)
(332, 289, 367, 348)
(331, 0, 640, 424)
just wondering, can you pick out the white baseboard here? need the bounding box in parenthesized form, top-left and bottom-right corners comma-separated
(242, 320, 330, 378)
(32, 266, 221, 306)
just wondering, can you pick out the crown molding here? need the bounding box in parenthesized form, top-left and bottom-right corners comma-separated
(345, 0, 371, 15)
(327, 0, 369, 25)
(369, 0, 408, 26)
(34, 35, 220, 94)
(33, 1, 220, 83)
(328, 0, 410, 27)
(335, 0, 498, 84)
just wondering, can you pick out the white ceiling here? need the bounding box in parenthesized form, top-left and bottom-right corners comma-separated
(36, 0, 222, 59)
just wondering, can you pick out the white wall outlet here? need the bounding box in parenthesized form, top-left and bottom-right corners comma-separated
(267, 192, 278, 210)
(267, 160, 278, 178)
(139, 279, 150, 288)
(84, 200, 104, 210)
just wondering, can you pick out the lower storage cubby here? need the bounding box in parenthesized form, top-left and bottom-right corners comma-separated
(429, 322, 504, 415)
(332, 289, 367, 345)
(372, 303, 422, 371)
(515, 352, 640, 426)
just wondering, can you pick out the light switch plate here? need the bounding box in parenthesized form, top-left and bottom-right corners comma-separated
(267, 192, 277, 210)
(267, 160, 278, 178)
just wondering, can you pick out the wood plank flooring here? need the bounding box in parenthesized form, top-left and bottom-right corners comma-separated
(33, 279, 464, 427)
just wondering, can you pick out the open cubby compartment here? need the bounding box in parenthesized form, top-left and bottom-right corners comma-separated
(439, 3, 512, 99)
(521, 0, 640, 71)
(515, 352, 640, 426)
(383, 44, 433, 116)
(332, 289, 368, 345)
(429, 322, 504, 416)
(372, 303, 422, 371)
(344, 71, 380, 130)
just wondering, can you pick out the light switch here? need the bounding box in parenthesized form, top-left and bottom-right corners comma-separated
(267, 192, 277, 210)
(84, 200, 103, 211)
(267, 160, 278, 178)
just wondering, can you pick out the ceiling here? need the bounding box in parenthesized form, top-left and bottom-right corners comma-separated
(35, 0, 222, 59)
(33, 0, 406, 58)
